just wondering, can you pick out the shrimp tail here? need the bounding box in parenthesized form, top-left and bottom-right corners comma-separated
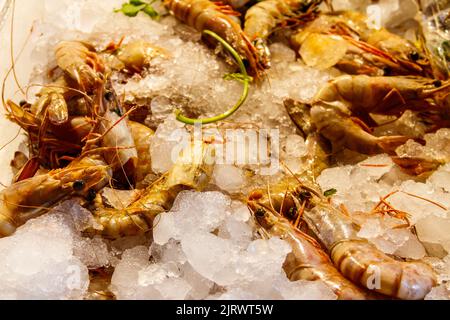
(391, 156, 444, 176)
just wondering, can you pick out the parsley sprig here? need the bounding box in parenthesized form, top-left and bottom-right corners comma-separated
(115, 0, 160, 20)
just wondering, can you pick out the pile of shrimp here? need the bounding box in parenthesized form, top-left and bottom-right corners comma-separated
(0, 0, 449, 300)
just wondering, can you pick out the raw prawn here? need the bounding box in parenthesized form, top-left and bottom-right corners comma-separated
(309, 75, 450, 154)
(0, 155, 112, 237)
(89, 141, 215, 239)
(248, 188, 375, 300)
(164, 0, 267, 77)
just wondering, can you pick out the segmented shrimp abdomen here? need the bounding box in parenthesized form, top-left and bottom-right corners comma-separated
(331, 239, 437, 300)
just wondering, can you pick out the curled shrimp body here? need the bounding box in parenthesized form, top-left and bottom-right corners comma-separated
(90, 141, 215, 239)
(244, 0, 323, 68)
(29, 41, 104, 126)
(310, 75, 450, 155)
(55, 41, 104, 91)
(91, 82, 138, 185)
(164, 0, 267, 77)
(0, 155, 112, 237)
(248, 187, 373, 300)
(291, 11, 431, 76)
(300, 191, 437, 300)
(5, 100, 95, 179)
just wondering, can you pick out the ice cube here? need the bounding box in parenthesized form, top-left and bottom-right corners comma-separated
(213, 164, 245, 193)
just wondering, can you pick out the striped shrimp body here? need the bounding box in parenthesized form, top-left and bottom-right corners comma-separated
(164, 0, 267, 77)
(248, 186, 373, 300)
(244, 0, 323, 68)
(91, 141, 215, 239)
(0, 155, 112, 237)
(293, 184, 437, 300)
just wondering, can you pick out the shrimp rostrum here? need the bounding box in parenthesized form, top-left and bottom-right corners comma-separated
(309, 75, 450, 155)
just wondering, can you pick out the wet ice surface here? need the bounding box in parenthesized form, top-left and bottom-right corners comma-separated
(3, 0, 450, 300)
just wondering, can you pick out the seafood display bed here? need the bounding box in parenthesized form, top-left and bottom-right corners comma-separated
(0, 0, 449, 300)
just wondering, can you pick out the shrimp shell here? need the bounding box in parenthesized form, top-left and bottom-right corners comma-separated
(164, 0, 266, 77)
(0, 155, 112, 237)
(301, 189, 437, 300)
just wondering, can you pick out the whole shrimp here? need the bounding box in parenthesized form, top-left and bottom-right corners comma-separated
(244, 0, 323, 68)
(5, 100, 93, 179)
(284, 180, 437, 300)
(247, 188, 375, 300)
(89, 140, 215, 239)
(291, 11, 431, 76)
(0, 155, 112, 237)
(164, 0, 267, 77)
(310, 75, 450, 155)
(31, 41, 105, 126)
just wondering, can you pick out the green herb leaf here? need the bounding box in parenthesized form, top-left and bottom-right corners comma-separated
(143, 4, 160, 20)
(175, 30, 251, 125)
(324, 188, 337, 197)
(130, 0, 146, 5)
(118, 3, 146, 17)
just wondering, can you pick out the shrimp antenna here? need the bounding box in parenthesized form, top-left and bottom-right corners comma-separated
(8, 0, 25, 96)
(280, 160, 323, 198)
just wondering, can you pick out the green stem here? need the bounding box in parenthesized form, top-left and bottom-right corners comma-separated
(175, 30, 250, 125)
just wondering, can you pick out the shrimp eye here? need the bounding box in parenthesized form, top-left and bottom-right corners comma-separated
(19, 100, 27, 107)
(286, 207, 297, 219)
(104, 91, 114, 102)
(255, 208, 265, 217)
(383, 66, 392, 76)
(86, 188, 97, 202)
(299, 191, 312, 200)
(433, 80, 442, 88)
(73, 180, 85, 191)
(409, 51, 420, 61)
